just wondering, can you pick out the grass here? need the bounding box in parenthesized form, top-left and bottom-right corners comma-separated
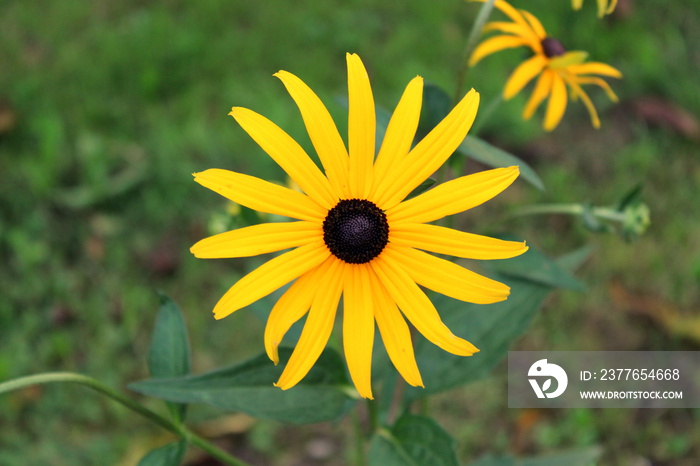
(1, 0, 699, 464)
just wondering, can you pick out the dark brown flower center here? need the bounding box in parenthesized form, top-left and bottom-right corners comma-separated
(541, 37, 567, 58)
(322, 199, 389, 264)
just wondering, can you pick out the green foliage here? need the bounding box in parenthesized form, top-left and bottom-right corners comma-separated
(458, 136, 545, 191)
(147, 294, 192, 422)
(470, 446, 602, 466)
(130, 347, 356, 424)
(369, 414, 459, 466)
(137, 440, 187, 466)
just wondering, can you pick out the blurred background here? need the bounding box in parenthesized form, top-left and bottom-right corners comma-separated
(1, 0, 699, 464)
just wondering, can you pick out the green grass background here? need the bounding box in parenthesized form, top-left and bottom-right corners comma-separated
(1, 0, 699, 464)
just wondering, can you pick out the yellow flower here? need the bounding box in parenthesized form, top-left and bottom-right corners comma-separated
(470, 0, 622, 131)
(572, 0, 617, 18)
(191, 53, 527, 399)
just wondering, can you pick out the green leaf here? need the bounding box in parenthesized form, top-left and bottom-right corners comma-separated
(616, 183, 644, 212)
(137, 440, 187, 466)
(406, 245, 581, 400)
(405, 178, 436, 200)
(484, 240, 585, 291)
(416, 83, 452, 140)
(458, 136, 545, 191)
(469, 446, 602, 466)
(555, 244, 594, 273)
(369, 414, 459, 466)
(130, 348, 356, 424)
(148, 294, 191, 421)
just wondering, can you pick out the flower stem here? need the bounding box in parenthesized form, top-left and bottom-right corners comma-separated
(512, 203, 625, 222)
(0, 372, 250, 466)
(455, 0, 497, 103)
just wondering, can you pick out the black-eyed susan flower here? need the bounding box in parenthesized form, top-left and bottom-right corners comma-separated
(572, 0, 617, 18)
(191, 53, 527, 399)
(469, 0, 622, 131)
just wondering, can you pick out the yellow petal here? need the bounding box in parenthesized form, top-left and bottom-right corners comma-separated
(597, 0, 617, 16)
(566, 79, 601, 129)
(370, 254, 478, 356)
(381, 244, 510, 304)
(264, 258, 334, 364)
(387, 166, 519, 224)
(370, 76, 423, 202)
(213, 241, 330, 319)
(229, 107, 337, 209)
(343, 264, 375, 399)
(476, 0, 534, 31)
(194, 169, 326, 222)
(275, 258, 346, 390)
(369, 269, 423, 387)
(523, 70, 554, 120)
(519, 10, 546, 40)
(191, 221, 321, 258)
(275, 70, 350, 198)
(504, 54, 547, 100)
(390, 223, 528, 260)
(483, 21, 541, 48)
(572, 0, 584, 9)
(373, 89, 480, 210)
(567, 62, 622, 78)
(469, 35, 530, 66)
(572, 76, 619, 102)
(543, 73, 568, 131)
(346, 53, 375, 199)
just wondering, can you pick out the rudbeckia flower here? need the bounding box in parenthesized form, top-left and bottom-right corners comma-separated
(191, 53, 527, 399)
(469, 0, 622, 131)
(572, 0, 617, 18)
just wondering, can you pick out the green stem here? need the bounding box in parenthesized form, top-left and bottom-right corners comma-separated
(0, 372, 249, 466)
(454, 0, 497, 103)
(366, 397, 379, 432)
(351, 407, 367, 466)
(471, 92, 504, 135)
(512, 203, 626, 222)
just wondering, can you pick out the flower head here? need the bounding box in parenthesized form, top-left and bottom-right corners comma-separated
(572, 0, 617, 18)
(470, 0, 622, 131)
(191, 53, 527, 399)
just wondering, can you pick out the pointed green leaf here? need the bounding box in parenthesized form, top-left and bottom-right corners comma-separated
(555, 244, 594, 273)
(458, 136, 544, 191)
(148, 294, 191, 421)
(369, 414, 459, 466)
(130, 348, 356, 424)
(137, 440, 186, 466)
